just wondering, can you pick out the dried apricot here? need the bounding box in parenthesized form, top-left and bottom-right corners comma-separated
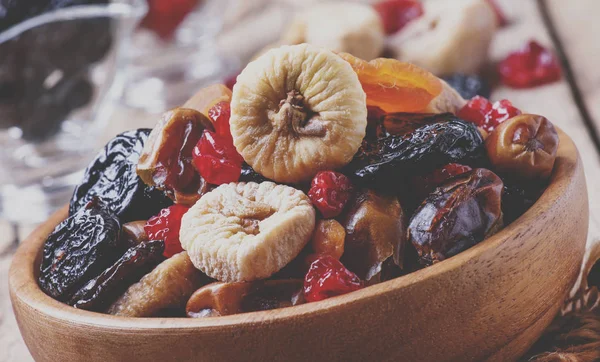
(339, 53, 442, 113)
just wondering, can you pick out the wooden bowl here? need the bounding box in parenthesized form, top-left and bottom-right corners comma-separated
(9, 129, 588, 362)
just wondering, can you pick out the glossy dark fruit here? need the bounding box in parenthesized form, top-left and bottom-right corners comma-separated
(345, 115, 485, 189)
(39, 199, 123, 302)
(408, 169, 504, 266)
(241, 280, 305, 312)
(69, 129, 173, 223)
(342, 189, 406, 279)
(121, 221, 149, 248)
(411, 163, 473, 201)
(442, 73, 491, 100)
(69, 239, 165, 311)
(380, 112, 444, 137)
(239, 163, 269, 183)
(137, 108, 213, 205)
(502, 182, 543, 224)
(486, 114, 559, 181)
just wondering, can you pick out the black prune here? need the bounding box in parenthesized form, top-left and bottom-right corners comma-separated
(240, 162, 269, 183)
(69, 239, 165, 312)
(408, 169, 503, 266)
(442, 73, 491, 100)
(69, 129, 173, 223)
(345, 115, 485, 190)
(39, 199, 123, 301)
(380, 112, 451, 137)
(502, 182, 544, 224)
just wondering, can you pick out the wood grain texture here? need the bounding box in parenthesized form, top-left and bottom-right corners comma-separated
(492, 0, 600, 300)
(9, 130, 587, 362)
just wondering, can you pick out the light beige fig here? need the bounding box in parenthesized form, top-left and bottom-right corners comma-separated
(424, 80, 467, 114)
(180, 182, 316, 282)
(388, 0, 497, 75)
(230, 44, 367, 184)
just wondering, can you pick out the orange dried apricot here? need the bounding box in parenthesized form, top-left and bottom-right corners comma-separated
(339, 52, 442, 113)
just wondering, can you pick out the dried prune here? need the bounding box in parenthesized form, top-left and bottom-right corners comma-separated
(342, 189, 406, 279)
(137, 108, 213, 205)
(502, 182, 543, 224)
(380, 112, 451, 137)
(442, 73, 491, 100)
(408, 169, 503, 266)
(69, 129, 173, 223)
(108, 252, 211, 317)
(345, 115, 485, 189)
(239, 162, 269, 183)
(39, 199, 122, 302)
(69, 239, 165, 311)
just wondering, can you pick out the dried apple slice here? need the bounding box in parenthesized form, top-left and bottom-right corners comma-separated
(339, 53, 443, 113)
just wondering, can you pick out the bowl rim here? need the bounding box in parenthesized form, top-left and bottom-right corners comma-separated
(9, 128, 580, 331)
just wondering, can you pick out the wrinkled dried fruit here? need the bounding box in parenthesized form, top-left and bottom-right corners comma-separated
(239, 162, 270, 183)
(381, 112, 450, 137)
(374, 0, 424, 34)
(69, 129, 173, 222)
(192, 130, 243, 185)
(69, 239, 165, 311)
(39, 200, 123, 302)
(339, 52, 442, 113)
(346, 115, 485, 189)
(304, 255, 363, 302)
(121, 221, 149, 248)
(311, 219, 346, 260)
(342, 189, 406, 279)
(308, 171, 354, 218)
(412, 163, 473, 201)
(443, 73, 491, 100)
(498, 40, 561, 88)
(186, 280, 304, 317)
(408, 168, 504, 265)
(108, 252, 210, 317)
(486, 114, 559, 181)
(137, 108, 213, 204)
(145, 204, 190, 258)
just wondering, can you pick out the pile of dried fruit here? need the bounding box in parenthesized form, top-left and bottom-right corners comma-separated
(39, 44, 560, 317)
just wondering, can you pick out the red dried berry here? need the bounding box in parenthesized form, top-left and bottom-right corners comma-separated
(303, 255, 363, 302)
(498, 40, 562, 89)
(308, 171, 354, 218)
(208, 101, 233, 143)
(192, 130, 243, 185)
(144, 204, 189, 258)
(484, 99, 522, 131)
(374, 0, 424, 35)
(141, 0, 199, 39)
(457, 96, 492, 127)
(459, 97, 521, 132)
(412, 163, 473, 199)
(486, 0, 507, 26)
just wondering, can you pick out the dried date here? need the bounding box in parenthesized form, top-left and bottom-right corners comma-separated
(39, 199, 122, 301)
(69, 129, 173, 222)
(502, 182, 544, 224)
(408, 169, 503, 266)
(69, 239, 164, 311)
(345, 115, 485, 190)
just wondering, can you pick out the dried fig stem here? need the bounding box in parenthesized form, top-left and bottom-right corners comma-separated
(276, 90, 326, 137)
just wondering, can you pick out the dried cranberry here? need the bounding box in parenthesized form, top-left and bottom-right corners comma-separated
(498, 40, 562, 89)
(486, 0, 507, 26)
(144, 204, 189, 258)
(303, 255, 363, 302)
(208, 101, 233, 143)
(413, 163, 473, 199)
(374, 0, 423, 35)
(141, 0, 199, 39)
(308, 171, 354, 218)
(457, 96, 492, 127)
(192, 130, 243, 185)
(459, 97, 521, 132)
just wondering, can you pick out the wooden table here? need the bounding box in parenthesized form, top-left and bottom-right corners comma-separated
(1, 0, 599, 360)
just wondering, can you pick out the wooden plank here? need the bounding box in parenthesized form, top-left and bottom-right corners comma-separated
(492, 0, 600, 299)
